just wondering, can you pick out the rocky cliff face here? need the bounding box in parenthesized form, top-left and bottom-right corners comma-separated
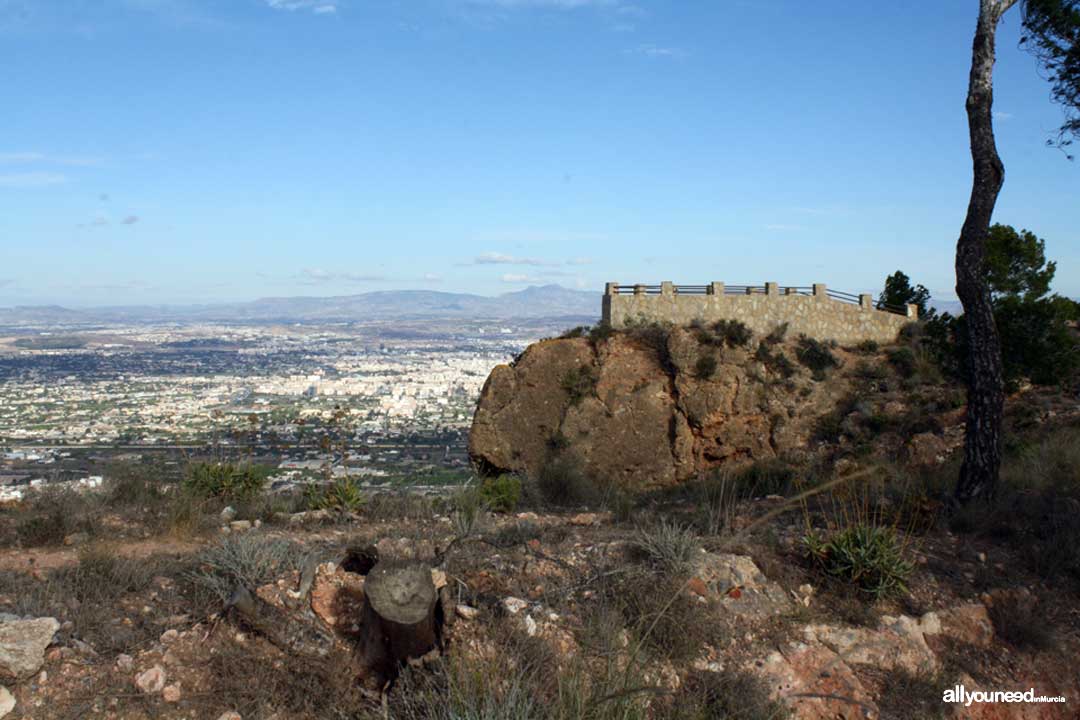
(469, 327, 852, 490)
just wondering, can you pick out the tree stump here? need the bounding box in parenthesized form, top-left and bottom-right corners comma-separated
(355, 560, 439, 687)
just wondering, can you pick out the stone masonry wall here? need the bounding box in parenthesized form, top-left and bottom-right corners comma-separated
(602, 282, 917, 345)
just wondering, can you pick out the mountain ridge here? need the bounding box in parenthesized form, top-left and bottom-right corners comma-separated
(0, 285, 600, 324)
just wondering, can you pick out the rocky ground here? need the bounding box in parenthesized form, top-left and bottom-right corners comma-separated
(1, 483, 1077, 719)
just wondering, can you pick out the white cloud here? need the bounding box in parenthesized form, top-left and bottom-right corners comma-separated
(121, 215, 139, 225)
(993, 111, 1014, 122)
(468, 0, 618, 7)
(501, 273, 541, 283)
(0, 152, 44, 164)
(0, 151, 102, 167)
(265, 0, 338, 13)
(628, 44, 686, 59)
(471, 252, 597, 267)
(422, 272, 442, 282)
(473, 252, 557, 267)
(77, 213, 110, 228)
(298, 268, 385, 283)
(0, 172, 68, 188)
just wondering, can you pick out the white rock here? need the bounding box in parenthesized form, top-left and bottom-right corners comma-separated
(0, 686, 14, 719)
(216, 712, 243, 720)
(455, 605, 480, 620)
(229, 520, 252, 532)
(220, 506, 237, 522)
(0, 617, 59, 680)
(115, 654, 134, 671)
(501, 597, 529, 615)
(523, 614, 538, 637)
(135, 666, 166, 694)
(162, 684, 181, 703)
(160, 629, 179, 645)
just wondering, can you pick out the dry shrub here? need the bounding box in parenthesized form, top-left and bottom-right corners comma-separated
(668, 668, 790, 719)
(12, 486, 100, 547)
(186, 533, 308, 603)
(202, 636, 368, 720)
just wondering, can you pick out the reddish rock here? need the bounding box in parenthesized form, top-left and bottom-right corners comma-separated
(686, 577, 709, 598)
(754, 642, 877, 720)
(929, 604, 994, 648)
(310, 563, 366, 633)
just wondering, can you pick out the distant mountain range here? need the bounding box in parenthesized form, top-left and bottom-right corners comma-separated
(0, 285, 601, 325)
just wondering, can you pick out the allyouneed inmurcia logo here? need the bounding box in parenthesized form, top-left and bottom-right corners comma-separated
(943, 685, 1067, 707)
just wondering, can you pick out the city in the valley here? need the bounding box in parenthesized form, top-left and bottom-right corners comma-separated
(0, 316, 578, 499)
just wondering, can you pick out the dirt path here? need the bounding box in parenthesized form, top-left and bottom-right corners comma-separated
(0, 537, 207, 572)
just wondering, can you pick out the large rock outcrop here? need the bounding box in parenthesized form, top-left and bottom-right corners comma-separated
(469, 327, 850, 490)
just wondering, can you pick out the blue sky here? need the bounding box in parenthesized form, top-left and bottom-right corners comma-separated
(0, 0, 1076, 307)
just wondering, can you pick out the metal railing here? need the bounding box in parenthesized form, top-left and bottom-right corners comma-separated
(607, 283, 910, 316)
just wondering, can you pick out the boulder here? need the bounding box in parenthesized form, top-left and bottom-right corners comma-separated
(0, 617, 59, 681)
(469, 329, 848, 490)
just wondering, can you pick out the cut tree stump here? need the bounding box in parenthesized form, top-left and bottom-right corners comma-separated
(356, 560, 439, 687)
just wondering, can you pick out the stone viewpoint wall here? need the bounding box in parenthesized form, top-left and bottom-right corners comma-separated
(602, 282, 917, 345)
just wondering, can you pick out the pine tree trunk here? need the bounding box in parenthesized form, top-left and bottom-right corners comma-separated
(954, 0, 1017, 504)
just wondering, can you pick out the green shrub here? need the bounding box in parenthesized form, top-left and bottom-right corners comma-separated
(587, 321, 616, 345)
(451, 486, 486, 538)
(737, 458, 798, 497)
(855, 339, 879, 354)
(804, 524, 913, 599)
(887, 347, 917, 378)
(183, 462, 267, 501)
(547, 430, 570, 451)
(479, 474, 522, 513)
(714, 319, 753, 348)
(764, 322, 789, 345)
(853, 359, 889, 380)
(536, 454, 601, 507)
(754, 342, 796, 379)
(307, 476, 366, 512)
(558, 325, 589, 339)
(560, 365, 598, 405)
(695, 353, 718, 380)
(795, 335, 841, 380)
(626, 319, 674, 367)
